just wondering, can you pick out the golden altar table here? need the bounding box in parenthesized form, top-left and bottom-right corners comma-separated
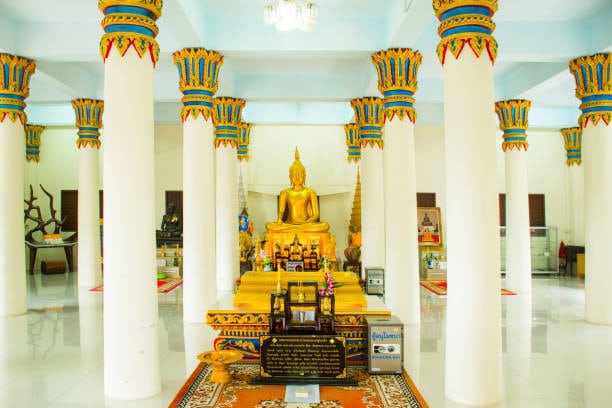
(207, 271, 390, 362)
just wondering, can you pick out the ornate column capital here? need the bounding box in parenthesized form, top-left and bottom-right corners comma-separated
(350, 97, 384, 149)
(561, 127, 582, 166)
(25, 124, 45, 162)
(173, 48, 224, 122)
(213, 97, 246, 149)
(0, 53, 36, 125)
(344, 123, 360, 162)
(433, 0, 498, 65)
(99, 0, 163, 65)
(237, 122, 252, 161)
(371, 48, 422, 123)
(569, 53, 612, 128)
(494, 99, 531, 152)
(71, 99, 104, 149)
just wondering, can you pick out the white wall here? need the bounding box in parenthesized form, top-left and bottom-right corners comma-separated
(523, 129, 570, 244)
(248, 124, 356, 257)
(22, 124, 575, 272)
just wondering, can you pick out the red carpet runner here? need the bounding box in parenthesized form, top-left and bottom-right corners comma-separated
(420, 280, 516, 296)
(170, 362, 428, 407)
(89, 278, 183, 294)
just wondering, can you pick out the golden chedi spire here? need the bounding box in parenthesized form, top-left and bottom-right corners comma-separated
(349, 168, 361, 233)
(344, 168, 362, 264)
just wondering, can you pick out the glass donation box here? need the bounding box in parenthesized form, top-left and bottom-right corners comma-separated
(366, 315, 404, 374)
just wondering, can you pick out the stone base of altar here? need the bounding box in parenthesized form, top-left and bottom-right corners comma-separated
(206, 293, 390, 362)
(234, 271, 366, 310)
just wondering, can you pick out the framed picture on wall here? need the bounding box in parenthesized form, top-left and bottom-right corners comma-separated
(417, 207, 443, 247)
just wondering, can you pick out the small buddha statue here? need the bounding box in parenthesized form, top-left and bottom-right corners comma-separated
(289, 235, 304, 261)
(265, 148, 329, 233)
(344, 225, 361, 263)
(158, 203, 182, 238)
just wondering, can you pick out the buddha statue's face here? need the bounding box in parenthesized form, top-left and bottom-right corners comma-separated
(289, 168, 305, 187)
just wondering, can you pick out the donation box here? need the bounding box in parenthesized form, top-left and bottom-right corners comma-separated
(366, 315, 403, 374)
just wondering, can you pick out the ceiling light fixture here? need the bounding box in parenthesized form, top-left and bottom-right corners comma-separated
(264, 0, 318, 32)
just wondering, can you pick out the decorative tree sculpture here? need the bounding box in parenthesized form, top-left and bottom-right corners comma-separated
(24, 184, 68, 243)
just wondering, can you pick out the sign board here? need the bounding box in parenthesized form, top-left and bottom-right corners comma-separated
(365, 267, 384, 295)
(259, 335, 347, 380)
(286, 260, 305, 272)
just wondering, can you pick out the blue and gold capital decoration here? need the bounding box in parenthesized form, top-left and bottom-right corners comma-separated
(561, 127, 582, 166)
(350, 97, 384, 149)
(25, 124, 44, 163)
(0, 53, 36, 125)
(213, 97, 246, 149)
(494, 99, 531, 152)
(344, 123, 360, 162)
(173, 48, 224, 123)
(237, 122, 252, 161)
(433, 0, 498, 65)
(371, 48, 422, 123)
(569, 53, 612, 128)
(99, 0, 162, 65)
(71, 99, 104, 149)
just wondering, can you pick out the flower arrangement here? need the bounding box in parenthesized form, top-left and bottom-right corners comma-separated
(319, 271, 334, 296)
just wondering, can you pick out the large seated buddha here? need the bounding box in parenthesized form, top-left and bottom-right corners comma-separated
(265, 148, 329, 233)
(264, 148, 335, 263)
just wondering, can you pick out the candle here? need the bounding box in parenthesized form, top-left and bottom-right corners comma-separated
(276, 265, 282, 293)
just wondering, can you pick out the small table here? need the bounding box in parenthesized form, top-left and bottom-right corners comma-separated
(197, 350, 242, 384)
(25, 239, 78, 275)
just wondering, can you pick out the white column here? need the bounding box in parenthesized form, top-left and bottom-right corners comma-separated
(183, 322, 217, 376)
(435, 1, 502, 404)
(443, 50, 502, 406)
(78, 287, 104, 372)
(373, 48, 422, 325)
(569, 53, 612, 325)
(504, 150, 531, 291)
(184, 118, 217, 318)
(103, 46, 160, 401)
(24, 124, 44, 272)
(495, 99, 532, 294)
(0, 120, 27, 316)
(213, 97, 245, 298)
(99, 1, 162, 398)
(173, 48, 224, 322)
(583, 125, 612, 323)
(216, 147, 239, 296)
(384, 120, 419, 324)
(78, 148, 102, 287)
(351, 97, 386, 276)
(360, 149, 385, 270)
(561, 127, 585, 246)
(72, 99, 103, 289)
(569, 166, 585, 245)
(0, 53, 35, 317)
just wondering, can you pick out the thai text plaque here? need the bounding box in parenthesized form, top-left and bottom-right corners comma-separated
(259, 335, 347, 379)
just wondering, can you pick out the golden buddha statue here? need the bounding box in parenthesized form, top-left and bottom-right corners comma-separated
(265, 148, 329, 233)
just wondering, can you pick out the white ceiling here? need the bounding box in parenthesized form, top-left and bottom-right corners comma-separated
(0, 0, 610, 127)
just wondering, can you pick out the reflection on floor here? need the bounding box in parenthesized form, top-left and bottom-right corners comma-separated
(1, 272, 610, 407)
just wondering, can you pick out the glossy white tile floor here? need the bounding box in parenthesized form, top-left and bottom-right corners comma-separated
(1, 273, 611, 407)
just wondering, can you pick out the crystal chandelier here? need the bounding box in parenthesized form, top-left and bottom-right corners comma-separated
(263, 0, 318, 32)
